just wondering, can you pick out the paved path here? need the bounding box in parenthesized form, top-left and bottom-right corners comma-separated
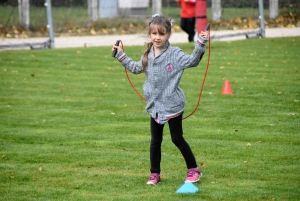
(0, 27, 299, 50)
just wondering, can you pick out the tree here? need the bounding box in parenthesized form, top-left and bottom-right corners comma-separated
(88, 0, 98, 26)
(269, 0, 278, 19)
(152, 0, 162, 15)
(18, 0, 30, 30)
(212, 0, 221, 22)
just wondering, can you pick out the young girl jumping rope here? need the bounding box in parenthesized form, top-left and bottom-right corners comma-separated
(111, 14, 209, 185)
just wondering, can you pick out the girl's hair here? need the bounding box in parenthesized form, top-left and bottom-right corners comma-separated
(142, 15, 172, 71)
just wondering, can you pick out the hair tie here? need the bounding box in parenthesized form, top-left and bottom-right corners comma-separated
(149, 14, 173, 27)
(149, 14, 160, 25)
(152, 14, 160, 19)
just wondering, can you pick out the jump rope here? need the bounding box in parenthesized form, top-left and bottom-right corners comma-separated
(112, 24, 211, 120)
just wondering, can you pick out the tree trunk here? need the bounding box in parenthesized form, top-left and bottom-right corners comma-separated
(212, 0, 221, 22)
(88, 0, 98, 26)
(269, 0, 278, 19)
(18, 0, 30, 30)
(152, 0, 162, 15)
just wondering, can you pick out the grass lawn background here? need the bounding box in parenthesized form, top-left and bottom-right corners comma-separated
(0, 36, 299, 200)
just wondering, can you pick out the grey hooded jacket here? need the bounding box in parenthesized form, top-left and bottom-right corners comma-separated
(115, 36, 208, 124)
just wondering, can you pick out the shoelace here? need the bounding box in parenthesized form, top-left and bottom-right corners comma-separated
(187, 170, 197, 178)
(149, 174, 158, 180)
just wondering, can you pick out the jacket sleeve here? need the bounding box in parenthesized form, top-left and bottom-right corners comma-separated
(175, 36, 208, 68)
(115, 50, 144, 74)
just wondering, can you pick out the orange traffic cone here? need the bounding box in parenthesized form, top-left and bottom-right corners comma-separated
(221, 80, 233, 95)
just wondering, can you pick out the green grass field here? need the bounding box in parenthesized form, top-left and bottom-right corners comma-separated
(0, 37, 299, 200)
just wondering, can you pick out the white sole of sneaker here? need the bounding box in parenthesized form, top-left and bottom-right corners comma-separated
(185, 173, 202, 183)
(146, 182, 159, 185)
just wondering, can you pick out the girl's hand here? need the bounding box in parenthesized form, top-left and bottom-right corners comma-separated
(111, 45, 122, 53)
(199, 31, 209, 39)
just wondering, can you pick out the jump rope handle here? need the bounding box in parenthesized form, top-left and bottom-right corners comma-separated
(112, 40, 120, 57)
(204, 23, 210, 31)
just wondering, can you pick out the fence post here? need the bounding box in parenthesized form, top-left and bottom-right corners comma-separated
(45, 0, 55, 49)
(196, 0, 207, 33)
(258, 0, 265, 38)
(18, 0, 30, 30)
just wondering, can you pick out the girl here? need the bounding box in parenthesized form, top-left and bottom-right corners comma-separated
(111, 14, 209, 185)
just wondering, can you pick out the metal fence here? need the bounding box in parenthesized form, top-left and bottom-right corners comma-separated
(3, 0, 298, 8)
(0, 0, 299, 39)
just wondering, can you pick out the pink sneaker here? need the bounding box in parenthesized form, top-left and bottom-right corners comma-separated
(185, 167, 202, 183)
(146, 173, 161, 185)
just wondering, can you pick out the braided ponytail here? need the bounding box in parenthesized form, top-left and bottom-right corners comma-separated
(142, 42, 152, 71)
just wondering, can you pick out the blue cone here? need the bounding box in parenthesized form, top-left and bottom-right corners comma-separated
(176, 182, 199, 194)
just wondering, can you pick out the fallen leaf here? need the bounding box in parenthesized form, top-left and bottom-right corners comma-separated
(90, 28, 96, 35)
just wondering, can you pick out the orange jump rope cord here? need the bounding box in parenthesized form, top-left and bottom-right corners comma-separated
(120, 31, 211, 120)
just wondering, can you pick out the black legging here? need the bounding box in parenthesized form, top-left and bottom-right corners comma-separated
(150, 113, 197, 174)
(180, 17, 196, 42)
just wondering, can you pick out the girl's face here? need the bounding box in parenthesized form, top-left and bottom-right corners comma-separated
(149, 25, 170, 50)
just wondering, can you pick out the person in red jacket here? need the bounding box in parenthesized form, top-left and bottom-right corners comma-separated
(175, 0, 196, 42)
